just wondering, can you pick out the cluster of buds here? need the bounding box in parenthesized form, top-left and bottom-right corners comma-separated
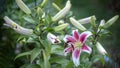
(3, 0, 119, 67)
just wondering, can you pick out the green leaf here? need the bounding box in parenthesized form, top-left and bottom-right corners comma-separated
(100, 56, 105, 66)
(20, 64, 40, 68)
(42, 50, 50, 68)
(26, 64, 40, 68)
(65, 61, 74, 68)
(30, 48, 41, 63)
(91, 55, 102, 63)
(14, 51, 31, 60)
(51, 45, 64, 55)
(23, 16, 35, 24)
(50, 56, 68, 64)
(40, 39, 51, 57)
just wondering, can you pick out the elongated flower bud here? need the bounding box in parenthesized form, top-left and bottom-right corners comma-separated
(90, 16, 96, 27)
(52, 2, 61, 11)
(103, 15, 119, 28)
(96, 42, 107, 55)
(54, 23, 69, 31)
(37, 7, 43, 16)
(70, 17, 86, 31)
(16, 0, 31, 14)
(97, 20, 105, 32)
(41, 0, 48, 8)
(52, 0, 71, 21)
(78, 15, 96, 24)
(58, 20, 64, 24)
(47, 33, 61, 44)
(4, 16, 33, 35)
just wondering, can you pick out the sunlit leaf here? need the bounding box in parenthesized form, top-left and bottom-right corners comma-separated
(50, 56, 68, 64)
(30, 48, 41, 63)
(14, 51, 31, 60)
(42, 50, 50, 68)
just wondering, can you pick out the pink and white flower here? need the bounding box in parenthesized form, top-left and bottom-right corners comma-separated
(47, 33, 61, 44)
(64, 30, 92, 66)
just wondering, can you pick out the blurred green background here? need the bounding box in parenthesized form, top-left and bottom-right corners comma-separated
(0, 0, 120, 68)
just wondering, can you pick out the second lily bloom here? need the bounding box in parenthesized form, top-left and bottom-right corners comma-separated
(64, 30, 92, 66)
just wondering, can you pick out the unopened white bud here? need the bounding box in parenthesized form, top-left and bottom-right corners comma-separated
(58, 20, 64, 24)
(52, 0, 71, 21)
(96, 42, 107, 55)
(70, 17, 86, 31)
(16, 0, 31, 14)
(54, 23, 69, 31)
(97, 20, 105, 32)
(47, 33, 61, 44)
(4, 16, 33, 35)
(103, 15, 119, 28)
(52, 2, 61, 11)
(37, 7, 43, 16)
(78, 15, 96, 24)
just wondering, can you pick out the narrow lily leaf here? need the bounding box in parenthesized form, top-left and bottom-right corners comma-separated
(103, 15, 119, 28)
(70, 17, 86, 31)
(52, 3, 61, 11)
(26, 64, 40, 68)
(91, 55, 102, 63)
(52, 0, 71, 21)
(30, 48, 41, 63)
(14, 51, 31, 60)
(51, 45, 64, 55)
(50, 56, 68, 64)
(65, 61, 74, 68)
(42, 50, 50, 68)
(16, 0, 31, 14)
(54, 23, 69, 31)
(23, 16, 35, 24)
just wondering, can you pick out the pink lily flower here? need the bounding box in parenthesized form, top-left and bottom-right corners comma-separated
(64, 30, 92, 66)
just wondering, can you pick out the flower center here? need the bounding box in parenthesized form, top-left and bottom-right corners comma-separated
(74, 41, 82, 48)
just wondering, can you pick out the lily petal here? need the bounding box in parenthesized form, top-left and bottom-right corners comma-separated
(72, 48, 81, 67)
(64, 46, 73, 56)
(82, 44, 92, 54)
(47, 33, 61, 44)
(79, 31, 92, 43)
(64, 35, 76, 43)
(72, 30, 79, 40)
